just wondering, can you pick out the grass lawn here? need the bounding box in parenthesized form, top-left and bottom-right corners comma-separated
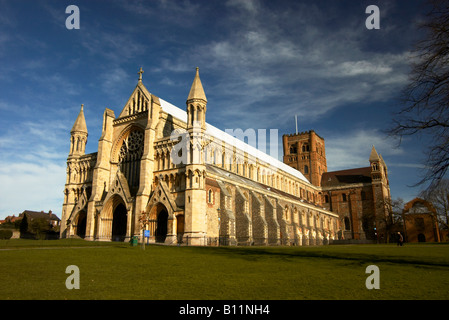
(1, 239, 448, 300)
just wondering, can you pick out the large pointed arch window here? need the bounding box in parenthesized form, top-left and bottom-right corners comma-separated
(118, 129, 144, 195)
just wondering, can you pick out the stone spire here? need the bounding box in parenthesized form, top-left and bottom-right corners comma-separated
(187, 67, 207, 103)
(71, 104, 88, 134)
(369, 145, 380, 162)
(186, 68, 208, 131)
(69, 104, 88, 156)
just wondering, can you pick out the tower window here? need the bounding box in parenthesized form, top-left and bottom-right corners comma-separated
(344, 217, 351, 230)
(208, 189, 213, 204)
(304, 165, 309, 174)
(342, 193, 347, 202)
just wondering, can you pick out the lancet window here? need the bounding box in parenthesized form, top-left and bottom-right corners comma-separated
(118, 130, 144, 195)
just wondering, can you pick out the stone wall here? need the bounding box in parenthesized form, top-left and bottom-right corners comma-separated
(207, 176, 339, 246)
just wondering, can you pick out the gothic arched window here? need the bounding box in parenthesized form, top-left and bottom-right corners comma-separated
(118, 129, 144, 195)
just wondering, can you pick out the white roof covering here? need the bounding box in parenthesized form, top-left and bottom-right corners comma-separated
(159, 98, 310, 184)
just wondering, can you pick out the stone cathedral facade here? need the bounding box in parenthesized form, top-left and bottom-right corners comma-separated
(61, 68, 343, 246)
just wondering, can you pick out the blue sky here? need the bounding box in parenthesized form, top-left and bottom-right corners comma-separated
(0, 0, 433, 219)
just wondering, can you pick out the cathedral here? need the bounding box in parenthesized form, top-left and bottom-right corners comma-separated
(61, 68, 390, 245)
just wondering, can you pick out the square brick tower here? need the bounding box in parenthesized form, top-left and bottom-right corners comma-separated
(282, 130, 327, 186)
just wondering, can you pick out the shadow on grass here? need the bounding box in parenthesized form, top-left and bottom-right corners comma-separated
(3, 238, 448, 268)
(179, 244, 449, 268)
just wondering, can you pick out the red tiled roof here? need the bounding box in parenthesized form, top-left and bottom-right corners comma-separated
(21, 210, 60, 221)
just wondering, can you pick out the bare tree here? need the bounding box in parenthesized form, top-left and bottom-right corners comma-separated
(420, 179, 449, 229)
(388, 0, 449, 189)
(367, 196, 404, 243)
(380, 197, 404, 243)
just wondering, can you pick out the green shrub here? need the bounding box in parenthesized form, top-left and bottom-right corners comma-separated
(0, 229, 13, 240)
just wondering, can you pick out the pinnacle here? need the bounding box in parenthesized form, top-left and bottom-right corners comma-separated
(71, 104, 88, 134)
(369, 145, 380, 162)
(187, 67, 207, 102)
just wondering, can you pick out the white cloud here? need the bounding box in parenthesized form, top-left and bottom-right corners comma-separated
(0, 161, 66, 218)
(336, 60, 393, 76)
(80, 29, 147, 65)
(226, 0, 260, 14)
(23, 72, 81, 97)
(0, 0, 425, 219)
(157, 1, 413, 129)
(99, 67, 131, 95)
(0, 119, 69, 219)
(325, 129, 404, 171)
(118, 0, 202, 27)
(389, 162, 426, 169)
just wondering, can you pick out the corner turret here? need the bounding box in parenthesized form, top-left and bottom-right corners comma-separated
(69, 104, 88, 156)
(186, 67, 207, 131)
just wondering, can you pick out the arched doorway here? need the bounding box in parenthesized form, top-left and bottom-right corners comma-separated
(156, 209, 168, 243)
(418, 233, 426, 242)
(112, 203, 127, 241)
(148, 202, 171, 243)
(76, 210, 87, 239)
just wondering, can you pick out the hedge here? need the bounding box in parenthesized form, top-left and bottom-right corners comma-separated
(0, 229, 13, 240)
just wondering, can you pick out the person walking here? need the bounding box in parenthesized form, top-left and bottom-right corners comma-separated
(397, 232, 404, 246)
